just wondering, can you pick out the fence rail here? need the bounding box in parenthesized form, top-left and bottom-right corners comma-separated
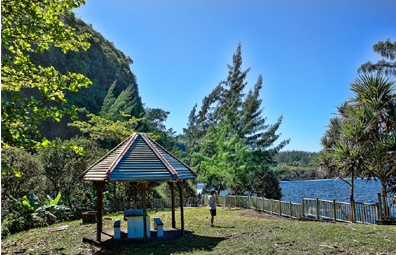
(378, 194, 396, 221)
(200, 194, 396, 225)
(143, 193, 395, 225)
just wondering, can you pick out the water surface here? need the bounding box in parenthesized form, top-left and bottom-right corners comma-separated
(280, 178, 382, 204)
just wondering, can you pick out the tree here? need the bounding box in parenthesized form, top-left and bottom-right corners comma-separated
(350, 75, 396, 196)
(319, 75, 396, 198)
(1, 0, 92, 149)
(138, 107, 179, 152)
(359, 39, 396, 76)
(69, 114, 139, 149)
(37, 137, 105, 199)
(99, 80, 138, 121)
(1, 148, 43, 200)
(188, 43, 289, 197)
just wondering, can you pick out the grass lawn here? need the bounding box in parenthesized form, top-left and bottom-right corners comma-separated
(2, 207, 396, 254)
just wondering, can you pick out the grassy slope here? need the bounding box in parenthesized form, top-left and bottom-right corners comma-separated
(2, 207, 396, 254)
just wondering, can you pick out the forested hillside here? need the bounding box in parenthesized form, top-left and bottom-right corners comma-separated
(31, 12, 143, 116)
(271, 150, 334, 180)
(28, 12, 145, 140)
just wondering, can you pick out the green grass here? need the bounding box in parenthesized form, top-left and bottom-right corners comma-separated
(2, 207, 396, 254)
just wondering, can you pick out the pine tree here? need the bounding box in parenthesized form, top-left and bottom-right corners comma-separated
(99, 80, 116, 116)
(188, 43, 289, 196)
(359, 39, 396, 76)
(99, 80, 137, 121)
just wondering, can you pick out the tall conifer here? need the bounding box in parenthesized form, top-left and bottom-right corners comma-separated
(187, 43, 289, 196)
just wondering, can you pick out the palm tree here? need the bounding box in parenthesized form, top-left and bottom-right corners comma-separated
(319, 74, 396, 199)
(349, 75, 396, 196)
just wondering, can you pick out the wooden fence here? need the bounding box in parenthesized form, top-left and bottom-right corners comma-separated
(201, 194, 394, 225)
(136, 193, 395, 225)
(378, 194, 396, 221)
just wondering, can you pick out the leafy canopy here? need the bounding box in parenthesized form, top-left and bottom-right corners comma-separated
(1, 0, 92, 149)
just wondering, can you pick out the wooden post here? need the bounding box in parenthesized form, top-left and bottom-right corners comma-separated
(376, 202, 381, 222)
(377, 193, 383, 220)
(301, 197, 304, 219)
(94, 181, 105, 242)
(316, 198, 320, 220)
(351, 199, 356, 223)
(289, 202, 292, 218)
(332, 199, 336, 222)
(141, 183, 147, 243)
(271, 198, 273, 214)
(133, 185, 137, 209)
(168, 182, 176, 228)
(178, 181, 185, 236)
(279, 199, 282, 216)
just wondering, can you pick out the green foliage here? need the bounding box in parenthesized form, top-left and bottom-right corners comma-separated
(29, 12, 145, 118)
(186, 43, 289, 197)
(359, 38, 396, 76)
(37, 137, 105, 198)
(1, 0, 92, 149)
(1, 192, 71, 238)
(99, 80, 138, 121)
(70, 113, 139, 148)
(138, 107, 180, 154)
(271, 150, 331, 180)
(248, 166, 282, 199)
(319, 74, 396, 197)
(1, 148, 43, 199)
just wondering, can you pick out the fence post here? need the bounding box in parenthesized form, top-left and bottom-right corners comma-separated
(279, 200, 282, 216)
(271, 199, 273, 214)
(289, 201, 292, 218)
(332, 199, 336, 222)
(376, 202, 381, 222)
(316, 198, 320, 220)
(351, 199, 356, 223)
(301, 197, 304, 219)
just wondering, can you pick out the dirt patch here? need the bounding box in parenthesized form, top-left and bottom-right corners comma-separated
(239, 209, 291, 221)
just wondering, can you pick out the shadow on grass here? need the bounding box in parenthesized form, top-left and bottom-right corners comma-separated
(94, 233, 229, 255)
(213, 226, 235, 229)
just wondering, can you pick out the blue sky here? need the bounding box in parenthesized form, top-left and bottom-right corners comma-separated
(74, 0, 395, 152)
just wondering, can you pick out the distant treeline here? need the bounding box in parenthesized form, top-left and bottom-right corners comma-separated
(271, 150, 335, 181)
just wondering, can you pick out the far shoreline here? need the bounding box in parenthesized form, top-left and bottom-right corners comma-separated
(279, 177, 368, 183)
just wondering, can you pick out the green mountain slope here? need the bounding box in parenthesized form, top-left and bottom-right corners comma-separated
(26, 13, 145, 141)
(30, 12, 144, 117)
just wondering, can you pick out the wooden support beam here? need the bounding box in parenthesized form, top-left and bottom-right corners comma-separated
(177, 181, 185, 236)
(94, 181, 106, 242)
(142, 183, 147, 243)
(168, 182, 176, 228)
(133, 185, 137, 209)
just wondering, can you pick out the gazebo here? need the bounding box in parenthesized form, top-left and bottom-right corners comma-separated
(81, 132, 197, 242)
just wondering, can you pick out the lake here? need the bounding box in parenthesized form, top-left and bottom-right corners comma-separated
(280, 178, 382, 204)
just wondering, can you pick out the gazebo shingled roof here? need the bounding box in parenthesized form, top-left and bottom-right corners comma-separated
(82, 133, 197, 182)
(82, 132, 196, 243)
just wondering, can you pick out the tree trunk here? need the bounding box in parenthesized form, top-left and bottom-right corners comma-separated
(350, 171, 354, 203)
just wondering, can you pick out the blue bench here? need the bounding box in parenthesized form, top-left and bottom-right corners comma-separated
(153, 218, 164, 237)
(114, 220, 121, 239)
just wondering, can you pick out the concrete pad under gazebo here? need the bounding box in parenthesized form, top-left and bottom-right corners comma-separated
(81, 132, 197, 243)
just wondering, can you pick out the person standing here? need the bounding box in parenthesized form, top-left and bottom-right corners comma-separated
(209, 190, 217, 227)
